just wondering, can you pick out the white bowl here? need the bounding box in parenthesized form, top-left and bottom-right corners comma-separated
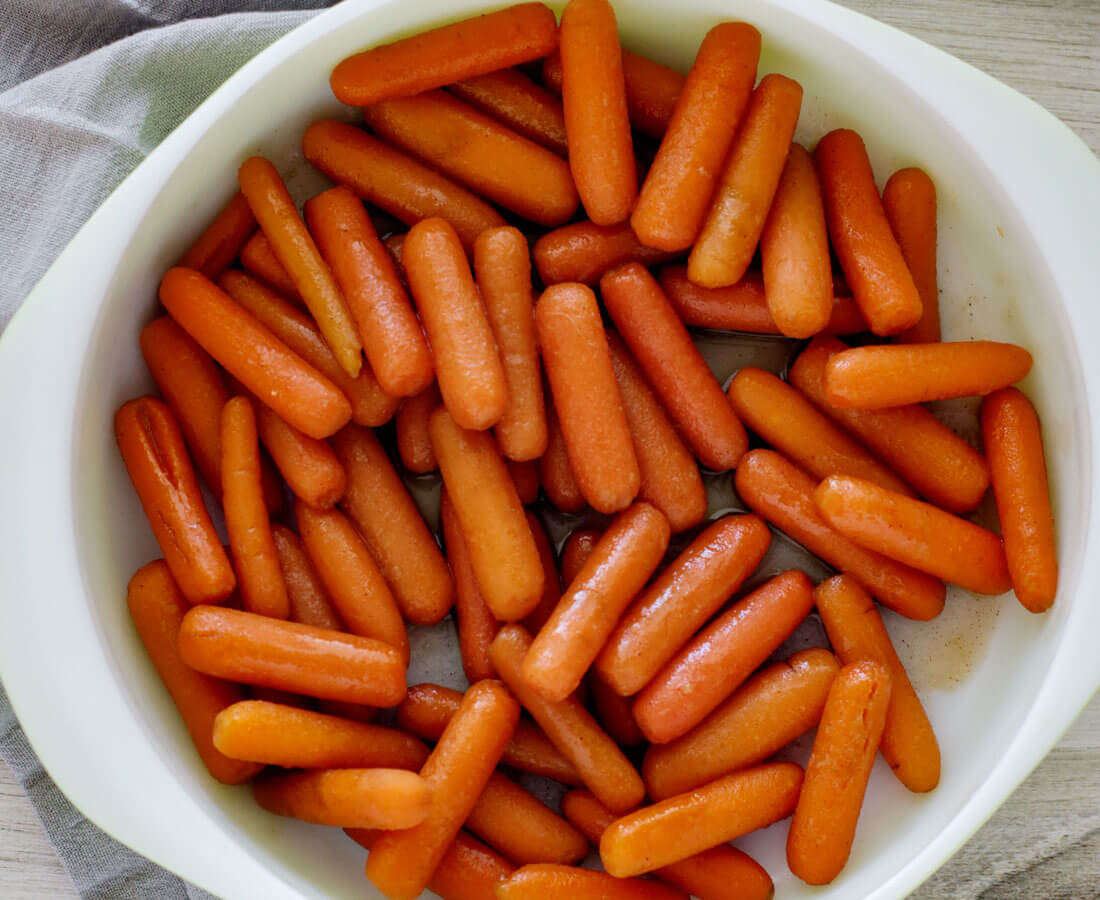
(1, 0, 1099, 897)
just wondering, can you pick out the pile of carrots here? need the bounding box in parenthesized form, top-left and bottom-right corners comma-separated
(115, 1, 1057, 897)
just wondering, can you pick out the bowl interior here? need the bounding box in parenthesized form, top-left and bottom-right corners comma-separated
(70, 0, 1089, 897)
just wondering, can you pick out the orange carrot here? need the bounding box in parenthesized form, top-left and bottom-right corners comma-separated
(883, 167, 940, 344)
(127, 561, 259, 784)
(560, 528, 601, 586)
(787, 661, 892, 884)
(644, 648, 839, 800)
(521, 510, 562, 634)
(365, 681, 520, 900)
(823, 341, 1033, 408)
(178, 606, 406, 706)
(602, 263, 748, 471)
(510, 459, 540, 505)
(533, 221, 678, 286)
(382, 232, 405, 274)
(539, 391, 587, 513)
(254, 768, 429, 829)
(588, 673, 645, 746)
(178, 191, 256, 279)
(254, 403, 346, 509)
(450, 68, 567, 156)
(981, 388, 1058, 612)
(735, 450, 947, 619)
(536, 283, 640, 512)
(635, 570, 815, 744)
(632, 23, 761, 251)
(815, 474, 1012, 594)
(271, 524, 343, 630)
(395, 383, 441, 473)
(559, 0, 636, 224)
(597, 514, 771, 697)
(498, 865, 687, 900)
(601, 762, 804, 876)
(240, 231, 301, 302)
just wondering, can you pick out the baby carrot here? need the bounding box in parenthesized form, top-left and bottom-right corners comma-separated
(178, 606, 406, 706)
(395, 383, 441, 473)
(511, 460, 541, 506)
(596, 514, 771, 697)
(607, 333, 707, 532)
(474, 227, 547, 461)
(115, 397, 235, 605)
(728, 366, 914, 494)
(884, 167, 940, 344)
(297, 502, 408, 661)
(449, 68, 567, 156)
(333, 424, 454, 625)
(127, 561, 260, 784)
(559, 0, 636, 224)
(814, 129, 923, 335)
(255, 403, 345, 509)
(981, 388, 1058, 612)
(363, 91, 579, 227)
(160, 268, 352, 439)
(382, 232, 405, 273)
(365, 680, 520, 900)
(237, 156, 362, 377)
(523, 503, 671, 702)
(254, 768, 429, 829)
(221, 397, 290, 619)
(521, 510, 562, 634)
(271, 524, 343, 631)
(405, 218, 508, 430)
(536, 283, 640, 512)
(644, 648, 840, 800)
(302, 120, 506, 253)
(602, 263, 748, 471)
(823, 341, 1034, 408)
(589, 671, 645, 746)
(787, 661, 892, 884)
(539, 400, 586, 513)
(490, 625, 645, 812)
(498, 865, 686, 900)
(304, 186, 433, 398)
(431, 408, 544, 621)
(601, 762, 804, 877)
(240, 231, 301, 302)
(533, 220, 678, 286)
(735, 450, 947, 619)
(815, 475, 1012, 594)
(330, 3, 558, 106)
(760, 143, 833, 337)
(178, 191, 256, 279)
(560, 528, 601, 586)
(689, 74, 803, 287)
(397, 683, 580, 785)
(632, 22, 761, 252)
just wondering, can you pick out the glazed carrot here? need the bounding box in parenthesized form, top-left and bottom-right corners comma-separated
(431, 408, 544, 621)
(602, 263, 748, 471)
(178, 606, 406, 706)
(254, 768, 429, 829)
(823, 341, 1033, 408)
(302, 121, 506, 253)
(160, 268, 352, 439)
(490, 625, 645, 812)
(589, 673, 645, 746)
(333, 425, 454, 624)
(981, 388, 1058, 612)
(521, 511, 562, 634)
(689, 74, 803, 287)
(760, 143, 833, 337)
(330, 3, 557, 106)
(255, 403, 346, 509)
(533, 221, 677, 286)
(632, 23, 761, 251)
(271, 525, 343, 631)
(815, 475, 1012, 594)
(728, 366, 914, 494)
(115, 398, 235, 605)
(396, 383, 441, 473)
(218, 270, 397, 428)
(297, 502, 408, 661)
(815, 575, 940, 792)
(523, 503, 670, 702)
(240, 231, 301, 302)
(364, 92, 578, 227)
(178, 191, 256, 279)
(735, 450, 947, 619)
(126, 561, 259, 784)
(787, 661, 892, 884)
(449, 68, 567, 156)
(883, 167, 940, 344)
(304, 186, 433, 397)
(383, 232, 405, 273)
(607, 333, 707, 532)
(221, 397, 290, 618)
(405, 218, 507, 430)
(601, 762, 804, 876)
(536, 283, 640, 512)
(539, 392, 587, 513)
(237, 157, 361, 377)
(561, 789, 774, 900)
(397, 683, 581, 785)
(814, 129, 923, 335)
(498, 865, 687, 900)
(559, 0, 636, 224)
(365, 680, 520, 900)
(644, 648, 840, 800)
(560, 528, 601, 586)
(596, 515, 771, 697)
(658, 265, 867, 334)
(510, 460, 540, 506)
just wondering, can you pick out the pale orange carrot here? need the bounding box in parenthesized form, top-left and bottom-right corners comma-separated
(254, 767, 430, 829)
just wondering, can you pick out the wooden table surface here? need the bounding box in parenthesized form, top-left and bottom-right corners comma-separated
(2, 1, 1098, 897)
